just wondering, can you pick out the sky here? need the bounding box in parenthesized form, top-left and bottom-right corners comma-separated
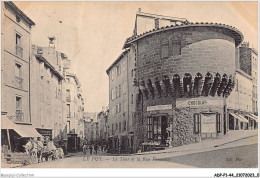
(14, 1, 258, 112)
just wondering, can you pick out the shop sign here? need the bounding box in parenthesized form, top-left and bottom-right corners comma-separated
(147, 104, 172, 111)
(176, 98, 223, 108)
(36, 128, 52, 136)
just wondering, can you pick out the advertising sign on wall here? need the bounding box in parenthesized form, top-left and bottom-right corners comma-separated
(176, 98, 223, 108)
(147, 104, 172, 111)
(201, 113, 216, 133)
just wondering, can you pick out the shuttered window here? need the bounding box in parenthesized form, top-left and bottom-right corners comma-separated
(194, 113, 201, 134)
(161, 44, 169, 58)
(216, 113, 222, 133)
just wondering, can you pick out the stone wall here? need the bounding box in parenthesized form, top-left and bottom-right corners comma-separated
(136, 26, 236, 82)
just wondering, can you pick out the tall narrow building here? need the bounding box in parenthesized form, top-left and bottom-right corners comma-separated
(1, 1, 35, 122)
(30, 41, 67, 144)
(106, 48, 136, 153)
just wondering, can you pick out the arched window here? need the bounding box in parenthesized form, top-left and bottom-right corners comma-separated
(183, 73, 192, 96)
(173, 74, 180, 97)
(202, 72, 213, 96)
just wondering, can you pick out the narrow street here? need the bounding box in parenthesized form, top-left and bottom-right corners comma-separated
(19, 134, 258, 168)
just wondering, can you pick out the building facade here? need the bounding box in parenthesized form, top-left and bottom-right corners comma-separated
(30, 44, 67, 144)
(1, 1, 35, 123)
(1, 2, 43, 153)
(63, 70, 85, 152)
(227, 69, 253, 130)
(83, 112, 98, 143)
(96, 108, 109, 145)
(239, 42, 258, 114)
(121, 11, 243, 152)
(106, 49, 136, 153)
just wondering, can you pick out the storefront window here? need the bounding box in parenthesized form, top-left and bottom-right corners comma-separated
(147, 117, 153, 140)
(147, 116, 167, 143)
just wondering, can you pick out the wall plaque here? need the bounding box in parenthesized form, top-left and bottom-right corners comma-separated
(176, 97, 224, 108)
(147, 104, 172, 111)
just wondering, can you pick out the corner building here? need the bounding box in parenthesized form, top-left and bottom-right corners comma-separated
(124, 21, 243, 151)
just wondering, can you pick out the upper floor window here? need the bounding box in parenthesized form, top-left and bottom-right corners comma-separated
(122, 81, 127, 95)
(161, 44, 169, 58)
(115, 87, 118, 98)
(122, 60, 126, 72)
(111, 88, 115, 100)
(66, 89, 70, 97)
(118, 85, 121, 97)
(123, 100, 127, 113)
(15, 33, 23, 58)
(117, 65, 121, 76)
(111, 70, 114, 81)
(16, 34, 21, 46)
(119, 122, 121, 132)
(16, 96, 22, 111)
(15, 63, 22, 78)
(131, 69, 135, 77)
(16, 96, 23, 122)
(172, 41, 181, 56)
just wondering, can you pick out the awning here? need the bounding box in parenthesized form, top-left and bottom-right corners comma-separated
(230, 113, 248, 123)
(248, 114, 258, 122)
(1, 115, 42, 138)
(1, 115, 17, 129)
(15, 124, 43, 138)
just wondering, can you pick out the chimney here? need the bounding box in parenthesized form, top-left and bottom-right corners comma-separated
(48, 36, 56, 48)
(138, 8, 141, 12)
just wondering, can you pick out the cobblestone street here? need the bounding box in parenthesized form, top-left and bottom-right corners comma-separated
(13, 130, 257, 168)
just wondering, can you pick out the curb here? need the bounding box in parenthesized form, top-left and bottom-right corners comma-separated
(133, 133, 258, 156)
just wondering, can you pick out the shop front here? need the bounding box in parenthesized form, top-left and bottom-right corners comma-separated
(141, 104, 174, 151)
(36, 128, 53, 146)
(246, 114, 258, 129)
(229, 112, 248, 130)
(1, 115, 43, 164)
(175, 97, 227, 141)
(67, 133, 78, 153)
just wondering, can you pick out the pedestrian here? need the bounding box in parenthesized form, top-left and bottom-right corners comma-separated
(94, 144, 98, 155)
(36, 137, 44, 163)
(83, 143, 87, 154)
(89, 145, 93, 155)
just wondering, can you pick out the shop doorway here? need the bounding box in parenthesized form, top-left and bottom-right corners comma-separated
(148, 115, 168, 145)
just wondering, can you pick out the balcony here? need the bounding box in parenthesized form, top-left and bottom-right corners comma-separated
(15, 76, 23, 89)
(16, 110, 24, 122)
(66, 95, 71, 102)
(15, 45, 23, 58)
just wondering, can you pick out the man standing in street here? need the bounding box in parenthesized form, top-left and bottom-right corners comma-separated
(89, 145, 93, 155)
(94, 144, 98, 155)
